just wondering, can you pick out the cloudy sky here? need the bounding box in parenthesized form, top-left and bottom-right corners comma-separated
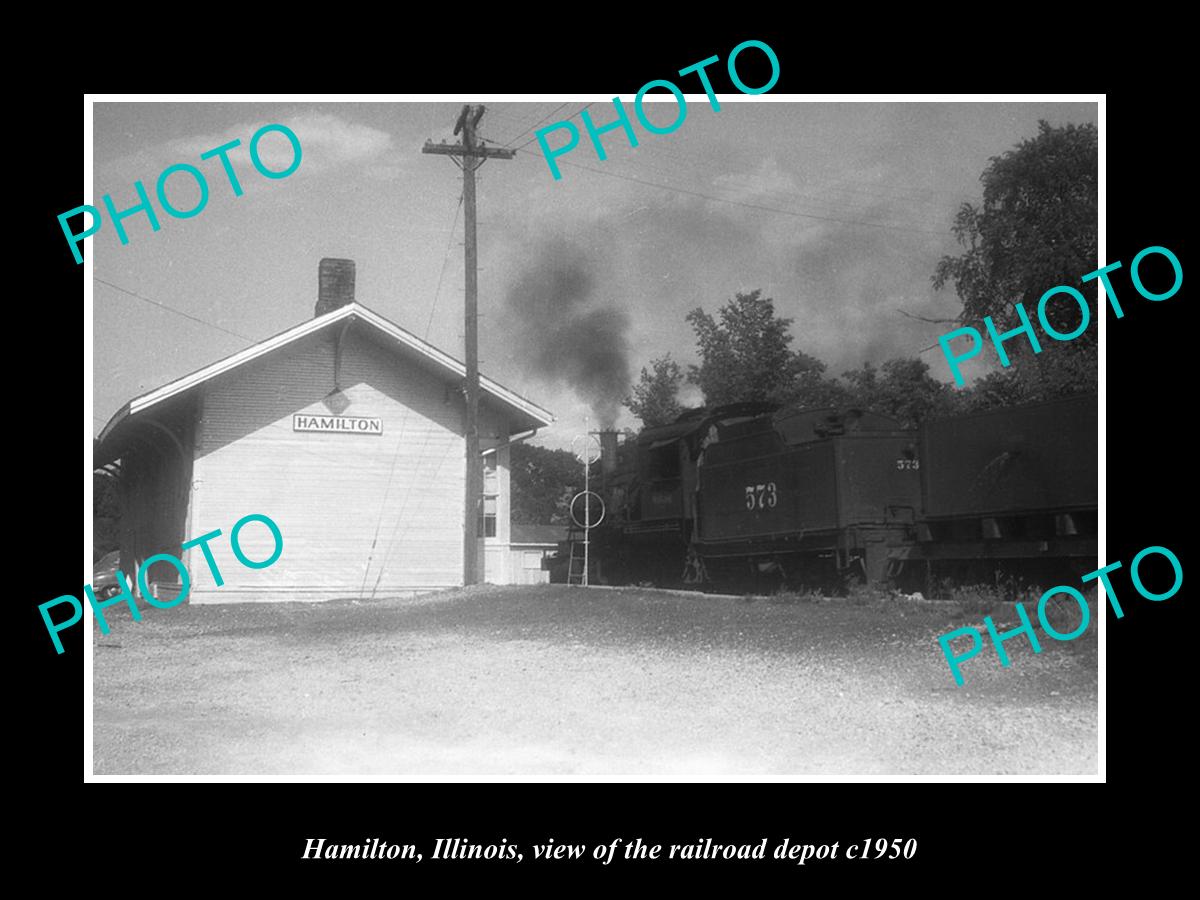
(90, 98, 1096, 449)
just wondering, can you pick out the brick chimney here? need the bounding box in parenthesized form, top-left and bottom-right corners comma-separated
(316, 258, 356, 317)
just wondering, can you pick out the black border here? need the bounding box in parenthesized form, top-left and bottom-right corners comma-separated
(25, 32, 1187, 885)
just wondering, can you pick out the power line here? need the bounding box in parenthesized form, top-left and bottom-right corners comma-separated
(357, 403, 416, 599)
(487, 104, 566, 146)
(424, 192, 464, 340)
(498, 103, 957, 226)
(508, 102, 966, 210)
(368, 422, 456, 599)
(626, 131, 964, 207)
(363, 207, 460, 594)
(499, 127, 950, 229)
(618, 139, 953, 226)
(363, 187, 469, 594)
(513, 147, 951, 236)
(502, 102, 568, 148)
(421, 104, 515, 587)
(480, 108, 532, 124)
(94, 277, 256, 342)
(577, 142, 951, 230)
(510, 103, 594, 151)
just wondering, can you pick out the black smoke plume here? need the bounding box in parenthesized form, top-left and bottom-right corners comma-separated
(503, 238, 631, 425)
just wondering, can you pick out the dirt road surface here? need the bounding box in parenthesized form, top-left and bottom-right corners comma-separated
(92, 585, 1097, 776)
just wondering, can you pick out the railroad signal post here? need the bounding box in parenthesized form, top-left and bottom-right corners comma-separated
(569, 427, 605, 586)
(423, 106, 515, 585)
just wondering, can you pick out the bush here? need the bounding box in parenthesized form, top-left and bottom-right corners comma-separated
(1039, 586, 1097, 643)
(846, 580, 892, 606)
(769, 588, 826, 605)
(949, 583, 1005, 617)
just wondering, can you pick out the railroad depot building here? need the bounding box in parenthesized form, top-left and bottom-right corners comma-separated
(94, 260, 555, 603)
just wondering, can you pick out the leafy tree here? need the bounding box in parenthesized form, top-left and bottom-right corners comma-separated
(686, 290, 826, 407)
(623, 355, 684, 426)
(841, 358, 955, 428)
(956, 368, 1029, 412)
(509, 442, 586, 525)
(775, 368, 853, 410)
(933, 120, 1098, 398)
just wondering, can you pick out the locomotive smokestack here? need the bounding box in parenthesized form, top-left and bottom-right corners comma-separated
(598, 430, 619, 478)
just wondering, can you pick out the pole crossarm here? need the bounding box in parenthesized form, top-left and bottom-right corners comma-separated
(422, 141, 516, 160)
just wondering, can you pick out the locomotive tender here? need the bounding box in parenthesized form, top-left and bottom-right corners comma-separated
(588, 393, 1097, 591)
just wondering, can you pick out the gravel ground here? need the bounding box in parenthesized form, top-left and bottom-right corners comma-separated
(92, 584, 1098, 776)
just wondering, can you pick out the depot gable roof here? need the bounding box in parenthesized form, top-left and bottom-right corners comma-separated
(96, 302, 555, 454)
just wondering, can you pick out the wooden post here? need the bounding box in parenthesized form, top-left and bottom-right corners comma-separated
(423, 106, 515, 585)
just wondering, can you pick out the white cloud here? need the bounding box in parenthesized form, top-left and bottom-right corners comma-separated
(259, 113, 394, 171)
(157, 113, 402, 179)
(712, 156, 798, 199)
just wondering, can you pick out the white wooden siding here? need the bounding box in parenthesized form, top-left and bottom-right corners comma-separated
(188, 329, 472, 602)
(483, 443, 511, 583)
(508, 547, 552, 585)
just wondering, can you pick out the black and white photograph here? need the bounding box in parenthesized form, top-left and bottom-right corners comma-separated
(78, 94, 1106, 779)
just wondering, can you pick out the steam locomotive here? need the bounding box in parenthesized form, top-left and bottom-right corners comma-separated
(581, 393, 1097, 592)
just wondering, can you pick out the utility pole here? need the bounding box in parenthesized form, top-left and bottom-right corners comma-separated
(423, 105, 515, 585)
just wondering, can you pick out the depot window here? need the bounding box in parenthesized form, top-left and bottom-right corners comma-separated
(478, 452, 499, 538)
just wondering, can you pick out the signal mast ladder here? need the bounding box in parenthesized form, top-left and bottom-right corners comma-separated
(566, 524, 588, 585)
(568, 429, 601, 588)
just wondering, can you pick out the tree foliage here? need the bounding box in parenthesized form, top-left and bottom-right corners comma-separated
(841, 358, 955, 428)
(623, 355, 684, 427)
(774, 369, 855, 411)
(933, 120, 1098, 396)
(509, 442, 586, 525)
(662, 291, 977, 426)
(955, 367, 1028, 412)
(686, 290, 828, 407)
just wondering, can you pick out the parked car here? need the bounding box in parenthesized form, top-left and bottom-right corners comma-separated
(92, 550, 125, 600)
